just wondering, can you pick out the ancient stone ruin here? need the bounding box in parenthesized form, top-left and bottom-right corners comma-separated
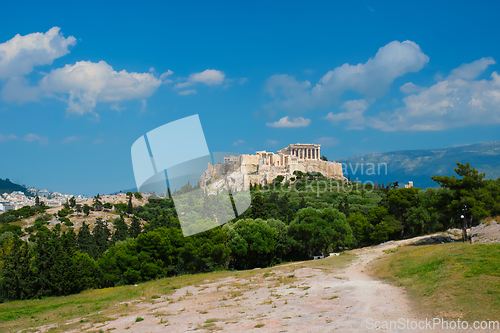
(200, 143, 345, 192)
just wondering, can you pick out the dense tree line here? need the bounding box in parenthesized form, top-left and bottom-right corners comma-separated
(0, 162, 499, 302)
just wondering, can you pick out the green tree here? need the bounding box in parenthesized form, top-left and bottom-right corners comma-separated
(77, 222, 95, 258)
(432, 162, 488, 241)
(387, 187, 420, 239)
(93, 194, 103, 211)
(83, 204, 92, 216)
(92, 218, 111, 258)
(69, 196, 77, 208)
(129, 216, 142, 238)
(289, 207, 354, 258)
(347, 212, 373, 247)
(75, 204, 82, 215)
(224, 218, 277, 269)
(127, 196, 134, 214)
(112, 217, 129, 243)
(0, 236, 31, 300)
(250, 192, 266, 219)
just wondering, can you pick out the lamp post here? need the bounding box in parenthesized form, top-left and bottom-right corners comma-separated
(461, 204, 467, 242)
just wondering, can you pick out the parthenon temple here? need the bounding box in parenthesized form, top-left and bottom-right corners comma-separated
(206, 143, 344, 190)
(278, 143, 321, 161)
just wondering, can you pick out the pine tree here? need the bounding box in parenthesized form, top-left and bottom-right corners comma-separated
(129, 216, 142, 238)
(343, 196, 350, 218)
(69, 196, 77, 208)
(77, 222, 95, 258)
(251, 192, 266, 219)
(127, 196, 134, 214)
(92, 218, 110, 258)
(112, 217, 129, 243)
(1, 236, 31, 300)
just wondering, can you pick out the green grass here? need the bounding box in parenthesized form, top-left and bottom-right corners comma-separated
(371, 243, 500, 321)
(0, 253, 355, 332)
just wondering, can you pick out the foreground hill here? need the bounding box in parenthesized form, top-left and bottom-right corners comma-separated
(2, 231, 498, 332)
(336, 141, 500, 188)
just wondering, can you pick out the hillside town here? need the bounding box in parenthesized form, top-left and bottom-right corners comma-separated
(0, 189, 86, 214)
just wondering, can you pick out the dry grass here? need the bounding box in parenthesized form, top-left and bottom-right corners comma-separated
(369, 243, 500, 321)
(0, 253, 356, 332)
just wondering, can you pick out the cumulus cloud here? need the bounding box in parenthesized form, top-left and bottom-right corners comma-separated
(175, 69, 225, 93)
(190, 69, 225, 85)
(266, 116, 311, 128)
(265, 40, 429, 113)
(316, 137, 339, 146)
(447, 57, 495, 80)
(0, 27, 76, 79)
(373, 57, 500, 131)
(330, 58, 500, 131)
(400, 82, 425, 94)
(24, 133, 48, 145)
(36, 60, 163, 115)
(159, 70, 173, 82)
(0, 28, 169, 114)
(324, 99, 369, 130)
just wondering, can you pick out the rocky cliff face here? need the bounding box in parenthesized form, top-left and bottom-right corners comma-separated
(199, 160, 345, 192)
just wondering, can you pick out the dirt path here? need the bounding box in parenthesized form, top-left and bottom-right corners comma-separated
(43, 235, 447, 333)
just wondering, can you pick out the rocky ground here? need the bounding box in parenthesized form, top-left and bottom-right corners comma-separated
(26, 234, 463, 333)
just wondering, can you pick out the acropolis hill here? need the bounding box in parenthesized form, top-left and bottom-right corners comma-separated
(200, 143, 345, 191)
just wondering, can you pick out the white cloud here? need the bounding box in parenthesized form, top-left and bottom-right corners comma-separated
(190, 69, 225, 85)
(159, 70, 173, 83)
(0, 28, 168, 114)
(324, 99, 368, 130)
(448, 57, 495, 80)
(233, 139, 245, 146)
(24, 133, 48, 145)
(178, 89, 197, 96)
(400, 82, 425, 94)
(363, 58, 500, 131)
(265, 40, 429, 112)
(0, 27, 76, 79)
(316, 137, 339, 146)
(36, 60, 163, 115)
(175, 81, 193, 89)
(175, 69, 225, 93)
(266, 116, 311, 128)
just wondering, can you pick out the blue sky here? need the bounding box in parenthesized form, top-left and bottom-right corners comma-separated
(1, 0, 500, 196)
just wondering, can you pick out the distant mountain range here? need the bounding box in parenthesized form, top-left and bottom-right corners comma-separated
(336, 141, 500, 189)
(0, 178, 29, 196)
